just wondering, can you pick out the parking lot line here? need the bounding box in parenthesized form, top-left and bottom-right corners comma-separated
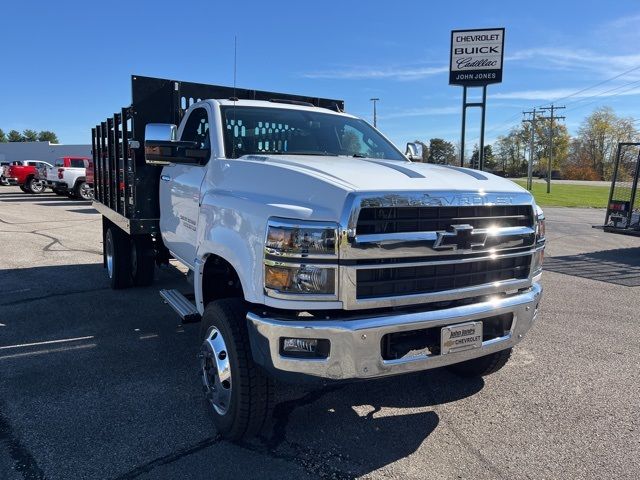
(0, 335, 95, 350)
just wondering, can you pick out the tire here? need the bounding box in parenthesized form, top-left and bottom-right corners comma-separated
(199, 298, 274, 440)
(447, 348, 512, 378)
(19, 185, 28, 193)
(105, 225, 133, 289)
(131, 235, 155, 287)
(26, 177, 45, 194)
(75, 181, 93, 201)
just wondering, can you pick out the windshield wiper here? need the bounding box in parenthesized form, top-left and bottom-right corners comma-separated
(272, 151, 339, 156)
(351, 153, 369, 158)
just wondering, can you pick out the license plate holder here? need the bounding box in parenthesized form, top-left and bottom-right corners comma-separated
(441, 321, 483, 355)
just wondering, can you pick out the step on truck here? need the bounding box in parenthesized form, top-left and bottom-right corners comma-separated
(92, 75, 545, 440)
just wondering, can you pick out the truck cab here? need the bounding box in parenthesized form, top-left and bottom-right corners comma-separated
(92, 76, 545, 440)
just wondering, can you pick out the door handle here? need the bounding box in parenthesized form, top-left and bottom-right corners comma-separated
(161, 175, 171, 182)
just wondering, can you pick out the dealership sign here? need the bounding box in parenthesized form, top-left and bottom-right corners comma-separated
(450, 28, 505, 86)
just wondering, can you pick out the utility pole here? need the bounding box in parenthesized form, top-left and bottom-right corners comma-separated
(370, 98, 380, 128)
(538, 104, 565, 193)
(522, 108, 537, 191)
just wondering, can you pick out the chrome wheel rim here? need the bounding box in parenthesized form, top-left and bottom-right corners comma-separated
(106, 231, 114, 279)
(201, 327, 232, 415)
(80, 183, 93, 200)
(30, 179, 44, 193)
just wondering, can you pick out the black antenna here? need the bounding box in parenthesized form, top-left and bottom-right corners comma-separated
(232, 36, 237, 159)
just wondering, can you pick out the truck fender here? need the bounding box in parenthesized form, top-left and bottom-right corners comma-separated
(194, 225, 258, 315)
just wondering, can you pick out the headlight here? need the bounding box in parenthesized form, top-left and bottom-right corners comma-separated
(533, 205, 545, 275)
(265, 262, 336, 295)
(535, 205, 545, 244)
(265, 222, 337, 257)
(264, 219, 339, 298)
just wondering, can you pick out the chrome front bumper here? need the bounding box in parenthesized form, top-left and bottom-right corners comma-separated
(247, 283, 542, 381)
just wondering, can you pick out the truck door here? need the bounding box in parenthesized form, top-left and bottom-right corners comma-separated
(159, 106, 210, 267)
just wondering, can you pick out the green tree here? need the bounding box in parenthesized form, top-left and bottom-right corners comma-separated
(493, 128, 526, 176)
(22, 129, 38, 142)
(38, 130, 59, 143)
(0, 129, 7, 142)
(7, 130, 24, 142)
(428, 138, 456, 165)
(574, 107, 638, 180)
(470, 144, 496, 170)
(534, 119, 570, 176)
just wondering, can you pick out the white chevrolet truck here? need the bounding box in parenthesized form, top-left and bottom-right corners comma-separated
(92, 76, 545, 440)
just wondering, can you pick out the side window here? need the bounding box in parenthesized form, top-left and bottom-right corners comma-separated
(180, 107, 210, 149)
(71, 159, 85, 168)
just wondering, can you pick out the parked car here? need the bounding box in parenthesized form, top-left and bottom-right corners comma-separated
(2, 160, 53, 193)
(41, 156, 92, 199)
(93, 76, 546, 440)
(0, 162, 10, 185)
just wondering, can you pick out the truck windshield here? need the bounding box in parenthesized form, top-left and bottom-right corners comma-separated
(220, 106, 405, 161)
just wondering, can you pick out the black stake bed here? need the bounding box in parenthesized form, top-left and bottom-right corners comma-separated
(91, 75, 344, 235)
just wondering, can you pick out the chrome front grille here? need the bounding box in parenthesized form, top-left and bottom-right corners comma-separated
(356, 254, 532, 299)
(338, 192, 541, 310)
(356, 205, 534, 235)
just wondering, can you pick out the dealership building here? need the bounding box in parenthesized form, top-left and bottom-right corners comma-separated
(0, 141, 91, 163)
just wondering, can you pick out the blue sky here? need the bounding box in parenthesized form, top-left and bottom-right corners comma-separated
(2, 0, 640, 151)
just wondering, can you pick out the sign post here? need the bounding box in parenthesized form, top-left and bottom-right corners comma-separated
(450, 28, 505, 170)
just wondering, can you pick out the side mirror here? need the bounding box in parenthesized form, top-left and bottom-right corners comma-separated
(405, 142, 422, 161)
(144, 123, 210, 166)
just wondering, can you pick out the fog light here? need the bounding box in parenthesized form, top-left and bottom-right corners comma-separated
(283, 338, 318, 353)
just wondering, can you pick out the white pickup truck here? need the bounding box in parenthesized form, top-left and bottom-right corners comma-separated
(41, 156, 92, 199)
(92, 76, 545, 440)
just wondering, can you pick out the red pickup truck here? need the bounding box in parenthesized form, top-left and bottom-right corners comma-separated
(1, 160, 53, 193)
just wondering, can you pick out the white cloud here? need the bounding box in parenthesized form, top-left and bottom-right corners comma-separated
(492, 86, 640, 102)
(301, 65, 448, 80)
(379, 106, 458, 120)
(507, 46, 640, 77)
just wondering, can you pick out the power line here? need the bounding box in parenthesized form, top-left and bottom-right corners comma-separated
(563, 78, 640, 109)
(537, 64, 640, 107)
(565, 84, 640, 117)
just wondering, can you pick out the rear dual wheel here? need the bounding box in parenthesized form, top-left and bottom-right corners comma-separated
(105, 225, 155, 289)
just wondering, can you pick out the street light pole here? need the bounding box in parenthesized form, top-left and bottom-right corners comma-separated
(370, 98, 379, 128)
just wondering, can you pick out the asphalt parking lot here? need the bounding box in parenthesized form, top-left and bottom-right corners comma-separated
(1, 185, 639, 480)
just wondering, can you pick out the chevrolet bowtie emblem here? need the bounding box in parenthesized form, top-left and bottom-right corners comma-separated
(433, 224, 487, 251)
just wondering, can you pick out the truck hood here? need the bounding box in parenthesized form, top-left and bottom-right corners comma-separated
(239, 154, 528, 194)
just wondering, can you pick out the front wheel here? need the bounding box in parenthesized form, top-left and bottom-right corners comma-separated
(27, 177, 45, 194)
(200, 298, 274, 440)
(446, 348, 512, 378)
